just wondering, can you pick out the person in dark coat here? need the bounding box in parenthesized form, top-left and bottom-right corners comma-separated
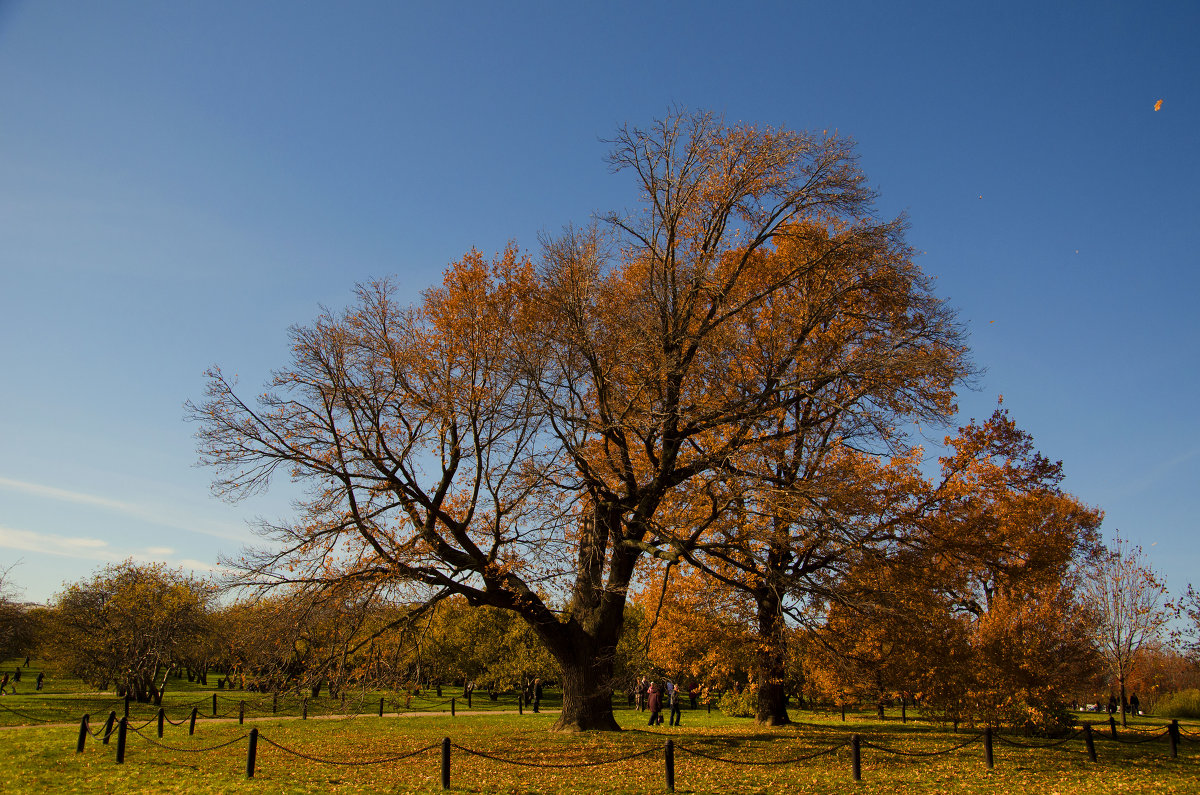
(669, 681, 682, 726)
(647, 682, 663, 726)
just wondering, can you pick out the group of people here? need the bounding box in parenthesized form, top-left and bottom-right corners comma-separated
(0, 659, 43, 695)
(521, 678, 543, 712)
(1079, 694, 1141, 715)
(633, 677, 689, 727)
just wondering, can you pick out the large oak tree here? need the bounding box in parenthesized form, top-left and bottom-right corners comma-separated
(192, 110, 962, 731)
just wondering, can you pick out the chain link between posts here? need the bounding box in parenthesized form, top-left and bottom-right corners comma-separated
(859, 734, 985, 757)
(450, 742, 660, 768)
(991, 730, 1083, 749)
(257, 734, 441, 765)
(676, 740, 849, 764)
(125, 723, 251, 753)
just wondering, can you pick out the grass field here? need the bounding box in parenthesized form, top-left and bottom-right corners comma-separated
(3, 659, 1199, 793)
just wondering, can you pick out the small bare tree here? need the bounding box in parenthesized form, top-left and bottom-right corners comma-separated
(1083, 535, 1170, 726)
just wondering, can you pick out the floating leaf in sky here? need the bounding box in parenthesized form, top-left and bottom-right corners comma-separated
(1154, 99, 1164, 111)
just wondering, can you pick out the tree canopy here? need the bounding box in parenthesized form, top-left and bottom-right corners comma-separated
(43, 561, 213, 703)
(190, 110, 975, 731)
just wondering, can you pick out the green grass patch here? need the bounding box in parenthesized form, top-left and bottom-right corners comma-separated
(0, 658, 554, 728)
(6, 659, 1198, 793)
(4, 701, 1198, 793)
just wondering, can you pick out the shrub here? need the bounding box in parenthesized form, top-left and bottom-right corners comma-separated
(718, 687, 757, 718)
(1155, 689, 1200, 719)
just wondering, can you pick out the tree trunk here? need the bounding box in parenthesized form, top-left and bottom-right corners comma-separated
(535, 503, 630, 732)
(550, 637, 621, 732)
(1119, 676, 1128, 727)
(753, 586, 791, 726)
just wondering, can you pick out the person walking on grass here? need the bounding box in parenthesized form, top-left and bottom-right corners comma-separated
(647, 681, 663, 727)
(669, 680, 682, 726)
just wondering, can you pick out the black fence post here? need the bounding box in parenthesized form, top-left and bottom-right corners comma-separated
(851, 734, 861, 781)
(239, 700, 245, 725)
(1109, 715, 1118, 739)
(76, 714, 90, 753)
(840, 704, 845, 722)
(246, 727, 258, 778)
(451, 697, 456, 716)
(124, 695, 131, 719)
(1170, 720, 1180, 759)
(212, 693, 218, 716)
(467, 691, 472, 709)
(116, 717, 128, 764)
(665, 739, 675, 792)
(302, 698, 308, 720)
(984, 727, 994, 769)
(189, 707, 198, 736)
(102, 711, 116, 745)
(707, 701, 712, 715)
(518, 696, 523, 715)
(441, 737, 451, 790)
(1084, 722, 1097, 762)
(379, 697, 384, 718)
(157, 707, 165, 738)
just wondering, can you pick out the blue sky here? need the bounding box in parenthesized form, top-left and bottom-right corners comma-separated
(1, 1, 1196, 604)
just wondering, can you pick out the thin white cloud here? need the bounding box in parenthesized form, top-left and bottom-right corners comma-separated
(0, 475, 248, 542)
(0, 525, 117, 561)
(0, 476, 138, 512)
(0, 525, 226, 579)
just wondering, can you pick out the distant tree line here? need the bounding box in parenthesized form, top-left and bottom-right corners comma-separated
(3, 540, 1198, 731)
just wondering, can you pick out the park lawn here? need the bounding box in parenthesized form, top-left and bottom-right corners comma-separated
(3, 707, 1199, 794)
(0, 658, 549, 728)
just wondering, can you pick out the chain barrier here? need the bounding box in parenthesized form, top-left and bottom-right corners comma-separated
(0, 700, 59, 723)
(1113, 723, 1168, 735)
(860, 734, 984, 757)
(381, 697, 458, 713)
(125, 723, 251, 753)
(257, 734, 440, 765)
(991, 730, 1083, 750)
(787, 719, 860, 732)
(450, 742, 660, 769)
(675, 740, 849, 765)
(125, 715, 158, 731)
(1108, 728, 1171, 745)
